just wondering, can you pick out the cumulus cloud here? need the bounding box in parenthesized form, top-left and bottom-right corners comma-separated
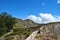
(26, 13, 60, 24)
(57, 0, 60, 3)
(39, 13, 57, 23)
(27, 15, 42, 23)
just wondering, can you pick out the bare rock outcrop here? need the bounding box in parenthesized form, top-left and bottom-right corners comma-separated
(35, 22, 60, 40)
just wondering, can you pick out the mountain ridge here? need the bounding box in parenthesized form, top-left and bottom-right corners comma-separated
(14, 18, 39, 28)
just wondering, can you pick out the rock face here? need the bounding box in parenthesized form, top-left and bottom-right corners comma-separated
(0, 37, 5, 40)
(36, 22, 60, 40)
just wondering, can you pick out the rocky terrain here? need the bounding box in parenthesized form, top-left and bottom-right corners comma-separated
(35, 22, 60, 40)
(1, 18, 60, 40)
(0, 19, 40, 40)
(14, 19, 38, 28)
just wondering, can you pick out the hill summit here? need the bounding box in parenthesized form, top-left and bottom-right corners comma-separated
(14, 18, 38, 28)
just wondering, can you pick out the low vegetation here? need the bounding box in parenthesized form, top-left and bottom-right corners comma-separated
(0, 12, 43, 40)
(5, 28, 32, 40)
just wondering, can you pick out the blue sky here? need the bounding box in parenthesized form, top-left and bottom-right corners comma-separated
(0, 0, 60, 23)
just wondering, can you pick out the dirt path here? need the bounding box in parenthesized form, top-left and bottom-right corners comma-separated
(2, 30, 13, 37)
(25, 30, 38, 40)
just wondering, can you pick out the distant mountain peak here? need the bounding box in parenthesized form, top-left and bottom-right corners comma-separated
(14, 18, 38, 28)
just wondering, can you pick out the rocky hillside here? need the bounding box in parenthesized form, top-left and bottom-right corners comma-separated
(35, 22, 60, 40)
(14, 19, 38, 28)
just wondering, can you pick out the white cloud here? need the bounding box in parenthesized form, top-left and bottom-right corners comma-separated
(39, 13, 57, 23)
(27, 15, 42, 23)
(26, 13, 60, 24)
(57, 0, 60, 3)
